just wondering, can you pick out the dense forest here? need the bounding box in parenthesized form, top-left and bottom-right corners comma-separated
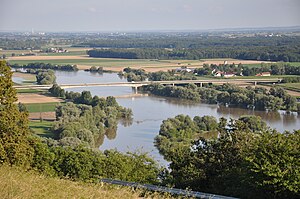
(11, 62, 78, 71)
(87, 46, 300, 61)
(85, 35, 300, 61)
(142, 83, 299, 112)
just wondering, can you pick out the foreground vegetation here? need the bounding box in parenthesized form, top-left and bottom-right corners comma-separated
(0, 165, 149, 199)
(156, 114, 300, 199)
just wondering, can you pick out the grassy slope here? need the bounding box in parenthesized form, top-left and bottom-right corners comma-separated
(0, 165, 143, 199)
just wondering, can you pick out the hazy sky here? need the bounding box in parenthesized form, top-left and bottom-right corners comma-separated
(1, 0, 299, 32)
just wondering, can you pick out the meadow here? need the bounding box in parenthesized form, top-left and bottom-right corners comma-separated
(25, 102, 60, 113)
(279, 83, 300, 92)
(29, 120, 54, 138)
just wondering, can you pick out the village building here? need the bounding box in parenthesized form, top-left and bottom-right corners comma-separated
(223, 72, 235, 78)
(255, 72, 271, 76)
(175, 67, 194, 73)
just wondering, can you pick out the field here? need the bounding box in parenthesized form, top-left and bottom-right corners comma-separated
(29, 120, 55, 138)
(24, 102, 60, 112)
(0, 49, 40, 57)
(17, 93, 63, 104)
(13, 72, 36, 81)
(279, 83, 300, 93)
(7, 55, 272, 72)
(17, 88, 43, 93)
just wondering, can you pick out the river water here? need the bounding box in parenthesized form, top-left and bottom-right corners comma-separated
(14, 70, 299, 165)
(52, 71, 300, 165)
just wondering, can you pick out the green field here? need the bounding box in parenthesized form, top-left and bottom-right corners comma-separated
(25, 102, 61, 113)
(279, 83, 300, 92)
(17, 88, 44, 93)
(0, 50, 38, 57)
(8, 58, 203, 68)
(29, 120, 55, 138)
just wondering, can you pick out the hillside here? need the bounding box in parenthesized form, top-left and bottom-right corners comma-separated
(0, 165, 162, 199)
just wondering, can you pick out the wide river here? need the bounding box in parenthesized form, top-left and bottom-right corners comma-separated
(35, 71, 300, 165)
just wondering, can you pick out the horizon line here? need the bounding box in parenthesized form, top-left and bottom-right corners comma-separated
(1, 25, 300, 33)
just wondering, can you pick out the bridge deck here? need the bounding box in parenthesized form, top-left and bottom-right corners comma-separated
(13, 79, 281, 89)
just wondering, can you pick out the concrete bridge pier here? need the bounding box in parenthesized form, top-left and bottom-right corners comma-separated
(254, 81, 257, 86)
(132, 86, 138, 94)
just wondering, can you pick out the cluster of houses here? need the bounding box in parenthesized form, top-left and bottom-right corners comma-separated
(212, 70, 236, 78)
(174, 66, 272, 78)
(45, 47, 68, 53)
(211, 70, 271, 78)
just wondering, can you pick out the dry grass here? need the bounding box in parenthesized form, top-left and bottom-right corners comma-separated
(17, 93, 63, 104)
(12, 72, 36, 81)
(0, 165, 142, 199)
(29, 112, 56, 121)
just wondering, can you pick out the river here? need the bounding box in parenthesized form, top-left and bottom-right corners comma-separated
(53, 71, 300, 165)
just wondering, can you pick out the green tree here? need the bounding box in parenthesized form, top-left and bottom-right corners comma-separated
(245, 130, 300, 198)
(0, 61, 34, 167)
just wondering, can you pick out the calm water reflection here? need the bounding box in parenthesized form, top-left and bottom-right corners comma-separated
(55, 70, 126, 84)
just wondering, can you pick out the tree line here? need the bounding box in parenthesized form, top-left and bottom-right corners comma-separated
(156, 114, 299, 199)
(87, 46, 300, 62)
(117, 64, 300, 83)
(81, 35, 300, 62)
(142, 83, 298, 112)
(10, 62, 78, 71)
(196, 63, 300, 76)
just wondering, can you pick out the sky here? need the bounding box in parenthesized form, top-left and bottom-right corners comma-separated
(0, 0, 299, 32)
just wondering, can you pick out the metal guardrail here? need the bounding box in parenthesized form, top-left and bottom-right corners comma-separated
(100, 178, 238, 199)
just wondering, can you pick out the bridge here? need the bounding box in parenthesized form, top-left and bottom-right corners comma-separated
(13, 78, 282, 90)
(100, 178, 238, 199)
